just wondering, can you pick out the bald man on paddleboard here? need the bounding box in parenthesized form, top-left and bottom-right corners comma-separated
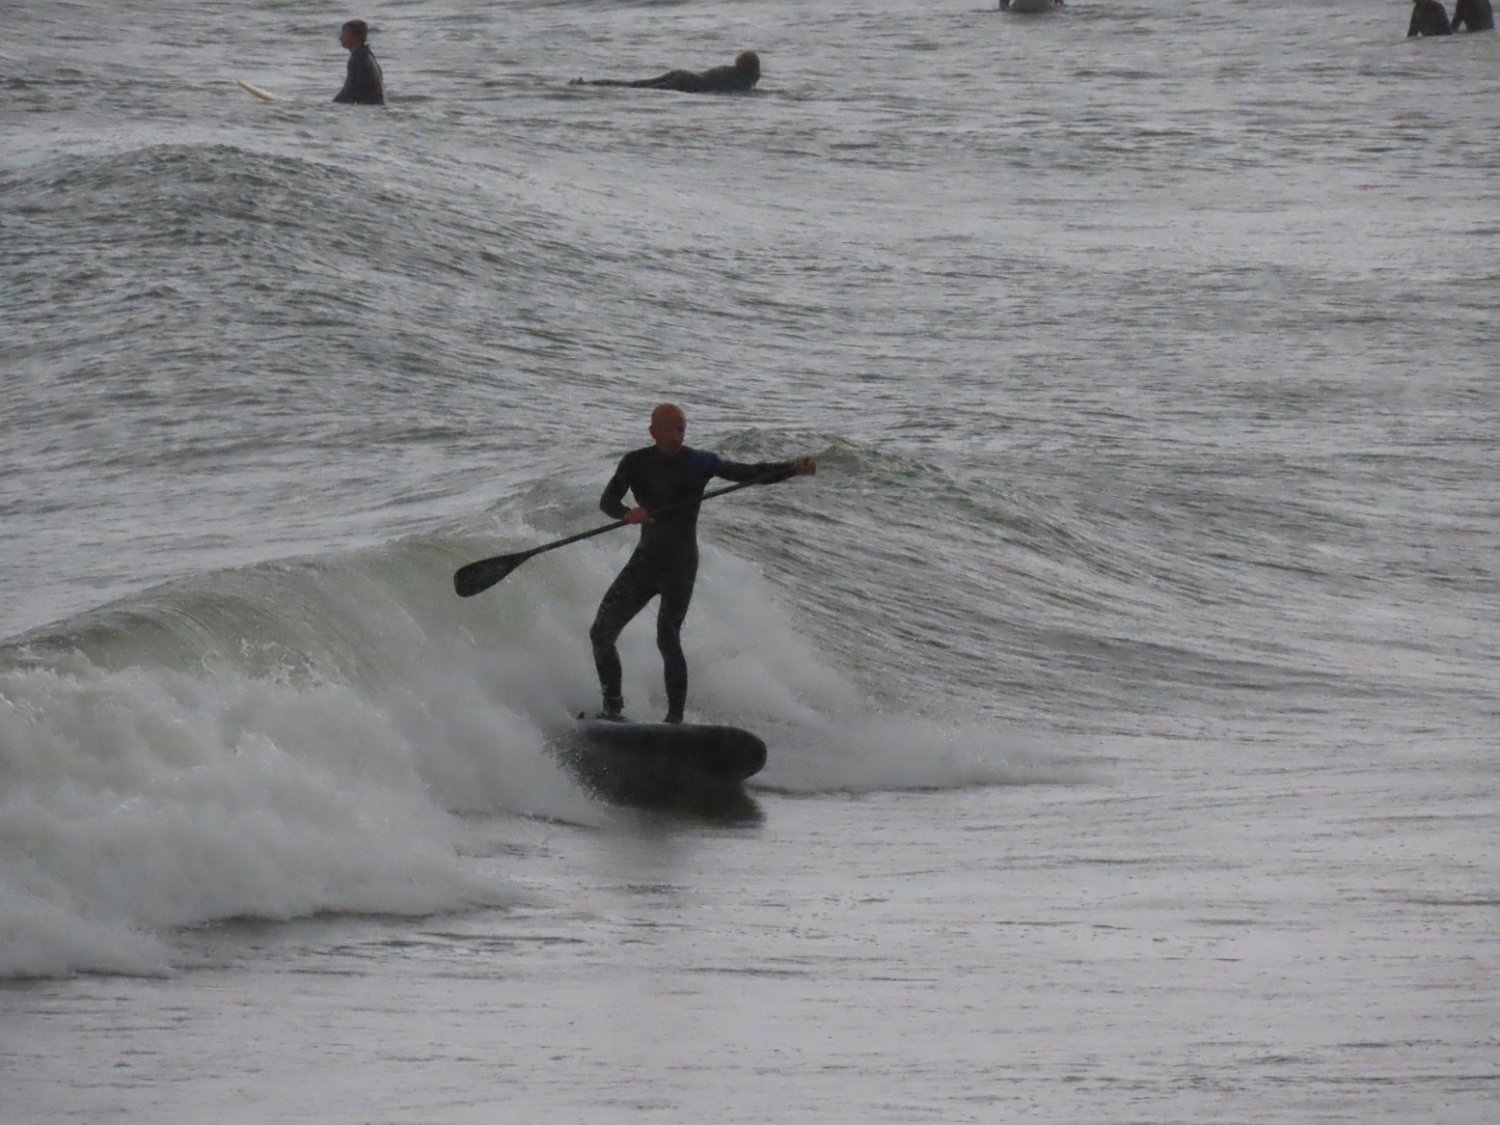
(589, 403, 815, 724)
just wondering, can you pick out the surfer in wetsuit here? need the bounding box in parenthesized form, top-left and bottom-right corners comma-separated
(334, 19, 385, 104)
(589, 403, 815, 724)
(568, 51, 761, 94)
(1452, 0, 1495, 30)
(1409, 0, 1454, 35)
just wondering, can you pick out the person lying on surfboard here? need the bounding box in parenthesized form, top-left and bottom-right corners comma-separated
(568, 51, 761, 95)
(334, 19, 385, 105)
(589, 403, 815, 724)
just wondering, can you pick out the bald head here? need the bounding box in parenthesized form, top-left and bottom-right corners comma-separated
(649, 403, 686, 455)
(651, 402, 684, 427)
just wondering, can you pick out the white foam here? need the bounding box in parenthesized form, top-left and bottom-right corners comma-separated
(0, 530, 1075, 977)
(0, 661, 532, 978)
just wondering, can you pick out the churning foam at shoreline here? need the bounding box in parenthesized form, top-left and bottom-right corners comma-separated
(0, 525, 1061, 978)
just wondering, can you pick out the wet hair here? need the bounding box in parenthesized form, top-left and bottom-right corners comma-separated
(342, 19, 370, 45)
(734, 51, 761, 82)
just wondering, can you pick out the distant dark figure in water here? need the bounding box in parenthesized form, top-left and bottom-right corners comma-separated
(568, 51, 761, 94)
(1452, 0, 1495, 30)
(334, 19, 385, 104)
(1409, 0, 1454, 35)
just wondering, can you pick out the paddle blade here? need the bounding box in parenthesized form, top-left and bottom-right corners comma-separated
(453, 551, 530, 598)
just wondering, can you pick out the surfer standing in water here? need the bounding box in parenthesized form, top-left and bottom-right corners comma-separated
(1452, 0, 1495, 30)
(334, 19, 385, 104)
(1408, 0, 1454, 35)
(569, 51, 761, 94)
(589, 403, 815, 724)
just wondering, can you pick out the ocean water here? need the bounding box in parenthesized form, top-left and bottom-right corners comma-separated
(2, 0, 1498, 1120)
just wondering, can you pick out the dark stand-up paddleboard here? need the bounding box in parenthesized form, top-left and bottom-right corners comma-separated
(558, 718, 768, 818)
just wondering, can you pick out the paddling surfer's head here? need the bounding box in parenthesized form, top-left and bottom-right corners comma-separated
(734, 51, 761, 84)
(340, 19, 370, 51)
(649, 403, 687, 456)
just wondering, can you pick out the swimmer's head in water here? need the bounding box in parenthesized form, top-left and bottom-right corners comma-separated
(735, 51, 761, 84)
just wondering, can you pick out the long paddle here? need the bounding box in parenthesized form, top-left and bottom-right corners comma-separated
(453, 474, 784, 598)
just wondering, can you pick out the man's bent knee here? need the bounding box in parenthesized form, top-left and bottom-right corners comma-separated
(656, 628, 684, 657)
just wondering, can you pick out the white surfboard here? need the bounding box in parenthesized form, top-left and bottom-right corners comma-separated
(236, 79, 276, 103)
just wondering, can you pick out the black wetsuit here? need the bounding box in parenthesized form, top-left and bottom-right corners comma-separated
(335, 44, 385, 104)
(588, 64, 757, 94)
(589, 446, 796, 719)
(1452, 0, 1494, 29)
(1409, 0, 1454, 35)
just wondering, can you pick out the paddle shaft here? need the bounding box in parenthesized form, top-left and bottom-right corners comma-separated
(453, 472, 785, 598)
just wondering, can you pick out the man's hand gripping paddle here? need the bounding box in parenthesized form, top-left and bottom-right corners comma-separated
(453, 475, 783, 598)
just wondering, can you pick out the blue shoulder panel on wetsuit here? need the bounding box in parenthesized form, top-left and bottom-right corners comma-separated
(685, 449, 723, 479)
